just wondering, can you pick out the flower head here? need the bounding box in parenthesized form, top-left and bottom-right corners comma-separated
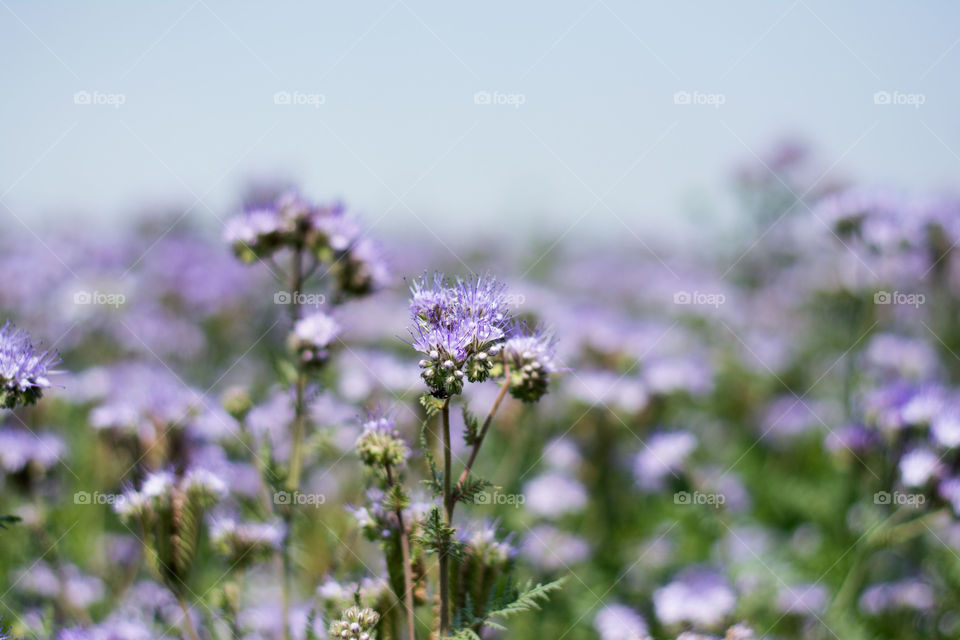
(356, 415, 409, 469)
(290, 312, 341, 367)
(328, 606, 380, 640)
(503, 325, 559, 403)
(408, 273, 511, 396)
(0, 321, 60, 408)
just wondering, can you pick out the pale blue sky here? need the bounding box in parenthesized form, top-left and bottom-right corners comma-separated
(2, 1, 959, 239)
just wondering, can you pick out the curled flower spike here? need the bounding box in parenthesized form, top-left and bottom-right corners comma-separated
(328, 606, 380, 640)
(356, 416, 409, 469)
(503, 325, 559, 403)
(289, 312, 341, 368)
(0, 320, 60, 409)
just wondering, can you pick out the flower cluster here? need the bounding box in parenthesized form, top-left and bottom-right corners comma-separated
(224, 191, 388, 296)
(289, 311, 341, 368)
(328, 606, 379, 640)
(0, 320, 59, 409)
(209, 517, 284, 569)
(503, 326, 559, 403)
(356, 416, 409, 470)
(115, 469, 226, 595)
(408, 274, 511, 397)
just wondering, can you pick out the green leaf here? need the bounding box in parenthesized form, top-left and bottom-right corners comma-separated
(420, 393, 445, 417)
(461, 403, 481, 446)
(454, 475, 493, 505)
(0, 514, 21, 530)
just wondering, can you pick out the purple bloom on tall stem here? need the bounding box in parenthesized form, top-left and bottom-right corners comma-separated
(0, 320, 60, 408)
(408, 273, 511, 397)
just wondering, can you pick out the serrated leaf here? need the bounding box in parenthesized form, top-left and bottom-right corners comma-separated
(420, 393, 445, 417)
(461, 403, 481, 446)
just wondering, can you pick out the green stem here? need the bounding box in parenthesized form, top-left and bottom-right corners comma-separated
(282, 245, 306, 640)
(386, 463, 418, 640)
(176, 594, 202, 640)
(439, 399, 452, 638)
(452, 366, 510, 520)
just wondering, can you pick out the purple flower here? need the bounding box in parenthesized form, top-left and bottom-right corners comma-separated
(0, 320, 60, 408)
(523, 472, 587, 519)
(0, 428, 64, 474)
(593, 603, 649, 640)
(634, 431, 697, 490)
(503, 325, 559, 403)
(290, 312, 341, 368)
(653, 567, 735, 628)
(520, 524, 590, 570)
(859, 578, 934, 614)
(898, 447, 941, 487)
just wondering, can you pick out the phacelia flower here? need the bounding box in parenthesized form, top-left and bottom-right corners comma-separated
(653, 568, 736, 629)
(408, 273, 511, 397)
(356, 416, 409, 469)
(290, 312, 341, 367)
(328, 606, 380, 640)
(523, 472, 587, 519)
(503, 326, 558, 403)
(593, 603, 649, 640)
(0, 428, 65, 475)
(209, 516, 284, 568)
(0, 320, 59, 408)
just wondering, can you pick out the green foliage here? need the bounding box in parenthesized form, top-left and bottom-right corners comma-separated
(413, 506, 463, 560)
(453, 576, 567, 634)
(461, 403, 481, 446)
(420, 393, 445, 417)
(453, 475, 492, 505)
(0, 514, 21, 531)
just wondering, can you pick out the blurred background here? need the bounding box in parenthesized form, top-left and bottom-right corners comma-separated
(4, 4, 960, 640)
(3, 0, 960, 240)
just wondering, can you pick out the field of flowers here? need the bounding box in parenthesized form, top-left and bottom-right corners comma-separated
(2, 143, 960, 640)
